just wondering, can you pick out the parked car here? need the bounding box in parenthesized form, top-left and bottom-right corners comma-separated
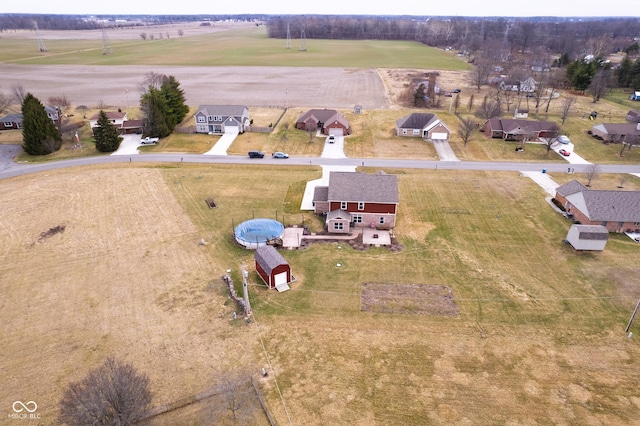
(248, 150, 265, 158)
(328, 135, 335, 143)
(140, 137, 159, 144)
(451, 89, 461, 93)
(559, 149, 571, 156)
(558, 135, 571, 144)
(272, 152, 289, 159)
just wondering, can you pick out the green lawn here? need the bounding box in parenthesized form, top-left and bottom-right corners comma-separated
(1, 26, 471, 70)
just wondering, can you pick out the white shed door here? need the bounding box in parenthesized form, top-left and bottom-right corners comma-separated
(431, 132, 448, 140)
(274, 271, 288, 286)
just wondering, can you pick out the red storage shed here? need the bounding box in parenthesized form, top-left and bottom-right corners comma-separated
(255, 246, 292, 291)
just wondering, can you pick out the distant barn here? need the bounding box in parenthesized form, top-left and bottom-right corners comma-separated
(255, 245, 293, 292)
(566, 225, 608, 251)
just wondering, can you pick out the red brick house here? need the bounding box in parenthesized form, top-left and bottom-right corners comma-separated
(482, 117, 558, 141)
(295, 109, 352, 136)
(555, 180, 640, 233)
(395, 112, 451, 141)
(255, 245, 292, 291)
(313, 171, 399, 234)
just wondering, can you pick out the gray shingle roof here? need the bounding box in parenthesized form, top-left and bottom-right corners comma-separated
(313, 186, 329, 203)
(196, 105, 248, 117)
(396, 113, 437, 129)
(327, 171, 398, 204)
(255, 245, 287, 274)
(569, 190, 640, 222)
(555, 180, 587, 197)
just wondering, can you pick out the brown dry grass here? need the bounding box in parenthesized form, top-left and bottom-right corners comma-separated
(0, 165, 265, 424)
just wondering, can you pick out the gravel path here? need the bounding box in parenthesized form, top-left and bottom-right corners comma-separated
(0, 64, 390, 110)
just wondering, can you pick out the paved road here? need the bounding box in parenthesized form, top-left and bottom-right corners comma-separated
(3, 151, 640, 181)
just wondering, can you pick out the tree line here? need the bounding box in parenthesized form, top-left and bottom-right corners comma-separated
(267, 16, 640, 59)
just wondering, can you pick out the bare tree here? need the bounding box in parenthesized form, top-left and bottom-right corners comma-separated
(0, 90, 11, 115)
(139, 32, 147, 40)
(48, 95, 71, 132)
(476, 93, 502, 120)
(589, 67, 612, 103)
(76, 105, 89, 118)
(542, 128, 561, 154)
(472, 58, 493, 93)
(559, 96, 576, 125)
(11, 84, 27, 104)
(138, 72, 166, 93)
(59, 357, 152, 426)
(307, 122, 317, 143)
(453, 93, 461, 114)
(178, 29, 184, 37)
(619, 133, 640, 157)
(457, 116, 478, 147)
(467, 93, 475, 113)
(585, 164, 600, 187)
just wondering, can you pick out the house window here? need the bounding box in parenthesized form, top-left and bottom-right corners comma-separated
(413, 129, 420, 135)
(402, 129, 408, 135)
(634, 222, 640, 226)
(602, 221, 608, 226)
(217, 115, 223, 121)
(333, 222, 344, 230)
(353, 215, 362, 224)
(341, 201, 347, 210)
(207, 115, 214, 121)
(3, 122, 12, 127)
(358, 202, 365, 211)
(197, 116, 206, 123)
(379, 217, 385, 224)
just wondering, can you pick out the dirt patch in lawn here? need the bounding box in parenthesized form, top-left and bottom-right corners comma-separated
(361, 283, 459, 316)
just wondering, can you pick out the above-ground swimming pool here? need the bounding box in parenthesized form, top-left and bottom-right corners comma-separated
(234, 218, 285, 249)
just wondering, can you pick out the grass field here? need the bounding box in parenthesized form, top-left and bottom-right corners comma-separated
(0, 26, 471, 70)
(2, 164, 640, 424)
(3, 23, 640, 425)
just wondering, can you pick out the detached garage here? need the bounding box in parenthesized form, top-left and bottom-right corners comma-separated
(566, 225, 608, 251)
(255, 245, 293, 292)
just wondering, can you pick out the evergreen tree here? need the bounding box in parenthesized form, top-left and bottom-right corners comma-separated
(160, 75, 189, 131)
(93, 110, 122, 152)
(616, 55, 633, 87)
(566, 59, 598, 93)
(21, 93, 62, 155)
(140, 86, 170, 138)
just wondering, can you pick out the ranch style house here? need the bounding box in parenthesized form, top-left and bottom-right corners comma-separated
(395, 112, 451, 141)
(313, 171, 399, 234)
(295, 109, 352, 136)
(590, 122, 640, 143)
(555, 180, 640, 233)
(482, 117, 558, 141)
(194, 105, 250, 134)
(0, 106, 61, 131)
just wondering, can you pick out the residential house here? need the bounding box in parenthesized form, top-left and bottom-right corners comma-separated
(0, 113, 23, 131)
(555, 180, 640, 233)
(395, 112, 451, 141)
(482, 118, 558, 141)
(313, 171, 399, 234)
(295, 109, 352, 136)
(89, 111, 143, 135)
(194, 105, 250, 134)
(591, 122, 640, 143)
(498, 77, 536, 93)
(626, 110, 640, 123)
(255, 245, 293, 291)
(0, 106, 61, 131)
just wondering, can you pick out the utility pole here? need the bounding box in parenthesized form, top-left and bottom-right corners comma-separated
(241, 265, 252, 318)
(625, 298, 640, 333)
(34, 21, 47, 52)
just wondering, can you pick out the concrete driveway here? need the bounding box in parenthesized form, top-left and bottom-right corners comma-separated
(552, 142, 591, 165)
(111, 134, 144, 156)
(0, 144, 22, 171)
(432, 139, 459, 161)
(320, 134, 346, 159)
(204, 130, 239, 155)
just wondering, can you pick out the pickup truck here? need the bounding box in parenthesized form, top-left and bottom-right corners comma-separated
(140, 137, 159, 145)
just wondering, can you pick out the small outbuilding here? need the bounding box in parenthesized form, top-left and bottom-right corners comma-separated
(566, 225, 608, 251)
(255, 245, 293, 292)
